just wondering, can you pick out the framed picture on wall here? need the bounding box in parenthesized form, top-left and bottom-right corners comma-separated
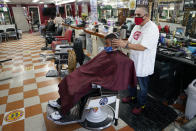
(136, 0, 148, 5)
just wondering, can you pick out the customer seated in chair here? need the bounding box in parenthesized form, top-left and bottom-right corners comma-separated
(48, 33, 137, 122)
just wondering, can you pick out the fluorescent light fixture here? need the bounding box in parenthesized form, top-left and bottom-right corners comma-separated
(32, 0, 39, 2)
(163, 7, 168, 10)
(169, 7, 174, 10)
(56, 0, 75, 5)
(39, 1, 44, 3)
(3, 0, 11, 2)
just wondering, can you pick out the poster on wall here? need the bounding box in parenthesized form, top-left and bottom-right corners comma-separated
(90, 0, 98, 24)
(129, 0, 136, 10)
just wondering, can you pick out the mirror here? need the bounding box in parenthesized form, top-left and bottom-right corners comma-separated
(157, 1, 184, 24)
(66, 4, 72, 17)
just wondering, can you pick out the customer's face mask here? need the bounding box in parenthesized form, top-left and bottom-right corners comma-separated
(104, 38, 113, 52)
(104, 46, 113, 52)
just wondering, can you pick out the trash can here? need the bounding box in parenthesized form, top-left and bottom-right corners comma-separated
(185, 79, 196, 120)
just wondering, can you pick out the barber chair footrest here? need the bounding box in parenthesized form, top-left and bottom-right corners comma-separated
(46, 70, 68, 77)
(47, 104, 82, 125)
(46, 70, 59, 77)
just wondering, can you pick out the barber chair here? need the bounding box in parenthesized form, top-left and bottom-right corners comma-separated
(41, 22, 63, 50)
(51, 29, 72, 52)
(46, 44, 74, 77)
(46, 39, 85, 77)
(47, 84, 120, 130)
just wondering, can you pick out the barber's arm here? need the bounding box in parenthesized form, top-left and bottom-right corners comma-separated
(112, 39, 146, 51)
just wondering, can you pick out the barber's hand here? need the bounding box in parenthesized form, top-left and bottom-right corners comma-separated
(112, 39, 127, 48)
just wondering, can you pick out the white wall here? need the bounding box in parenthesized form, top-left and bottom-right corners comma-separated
(0, 24, 15, 32)
(12, 7, 29, 32)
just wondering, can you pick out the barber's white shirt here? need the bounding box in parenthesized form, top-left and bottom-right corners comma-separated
(128, 20, 159, 77)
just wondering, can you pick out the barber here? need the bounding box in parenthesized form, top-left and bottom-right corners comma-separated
(112, 6, 159, 115)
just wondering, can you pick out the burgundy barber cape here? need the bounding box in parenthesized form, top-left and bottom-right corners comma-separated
(58, 50, 137, 116)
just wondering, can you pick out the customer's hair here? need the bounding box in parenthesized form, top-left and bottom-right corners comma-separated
(57, 14, 60, 17)
(105, 33, 118, 40)
(136, 5, 149, 15)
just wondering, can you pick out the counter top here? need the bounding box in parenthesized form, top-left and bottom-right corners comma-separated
(63, 24, 111, 39)
(83, 29, 108, 39)
(63, 23, 129, 40)
(70, 25, 84, 30)
(157, 52, 196, 67)
(62, 24, 83, 30)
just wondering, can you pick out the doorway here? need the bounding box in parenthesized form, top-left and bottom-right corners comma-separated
(28, 6, 41, 31)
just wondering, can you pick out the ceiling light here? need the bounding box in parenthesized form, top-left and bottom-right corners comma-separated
(32, 0, 39, 2)
(39, 1, 44, 3)
(56, 0, 75, 5)
(3, 0, 10, 2)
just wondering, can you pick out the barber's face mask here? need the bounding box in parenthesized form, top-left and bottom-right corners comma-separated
(134, 15, 145, 25)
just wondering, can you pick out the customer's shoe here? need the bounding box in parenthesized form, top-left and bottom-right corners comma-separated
(122, 96, 136, 103)
(50, 111, 62, 120)
(132, 105, 145, 115)
(48, 100, 61, 109)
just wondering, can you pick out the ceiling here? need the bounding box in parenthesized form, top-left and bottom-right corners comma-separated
(3, 0, 54, 4)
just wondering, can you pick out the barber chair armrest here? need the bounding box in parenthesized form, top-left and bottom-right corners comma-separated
(54, 52, 68, 56)
(55, 59, 68, 64)
(60, 45, 73, 48)
(57, 38, 68, 41)
(101, 89, 118, 95)
(55, 36, 64, 38)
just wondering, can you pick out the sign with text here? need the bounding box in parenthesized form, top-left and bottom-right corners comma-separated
(90, 0, 98, 24)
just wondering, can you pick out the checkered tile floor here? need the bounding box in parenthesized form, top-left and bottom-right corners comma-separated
(0, 33, 134, 131)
